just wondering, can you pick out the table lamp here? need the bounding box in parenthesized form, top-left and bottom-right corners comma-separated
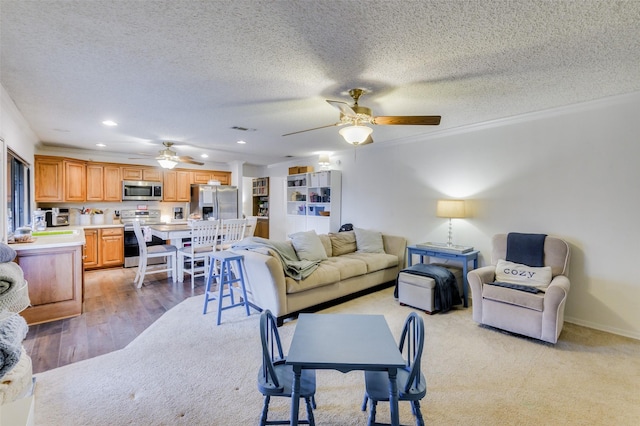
(436, 200, 467, 247)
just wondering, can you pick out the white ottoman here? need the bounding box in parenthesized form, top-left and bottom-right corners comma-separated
(397, 264, 463, 314)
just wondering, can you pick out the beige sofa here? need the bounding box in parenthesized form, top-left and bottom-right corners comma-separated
(232, 230, 406, 325)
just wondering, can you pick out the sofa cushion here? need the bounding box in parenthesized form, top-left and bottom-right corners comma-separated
(354, 228, 385, 253)
(289, 230, 328, 261)
(482, 283, 544, 311)
(495, 259, 552, 291)
(342, 252, 399, 273)
(318, 234, 332, 257)
(322, 256, 368, 280)
(329, 231, 357, 256)
(285, 262, 340, 294)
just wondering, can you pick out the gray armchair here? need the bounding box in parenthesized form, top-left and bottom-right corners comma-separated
(467, 234, 570, 344)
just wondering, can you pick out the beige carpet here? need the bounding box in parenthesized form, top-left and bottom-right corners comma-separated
(33, 287, 640, 425)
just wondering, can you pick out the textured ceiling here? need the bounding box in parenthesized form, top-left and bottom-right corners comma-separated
(1, 0, 639, 166)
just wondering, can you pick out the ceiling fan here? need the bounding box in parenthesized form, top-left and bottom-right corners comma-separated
(283, 88, 441, 145)
(132, 141, 204, 169)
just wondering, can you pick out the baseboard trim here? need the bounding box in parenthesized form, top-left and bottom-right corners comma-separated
(565, 316, 640, 341)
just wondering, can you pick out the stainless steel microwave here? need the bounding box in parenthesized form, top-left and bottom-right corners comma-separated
(122, 180, 163, 201)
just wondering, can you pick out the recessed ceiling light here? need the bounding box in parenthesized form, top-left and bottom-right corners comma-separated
(102, 120, 118, 126)
(237, 140, 246, 144)
(96, 143, 106, 147)
(200, 154, 209, 158)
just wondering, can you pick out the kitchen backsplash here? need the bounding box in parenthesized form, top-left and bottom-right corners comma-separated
(36, 201, 191, 225)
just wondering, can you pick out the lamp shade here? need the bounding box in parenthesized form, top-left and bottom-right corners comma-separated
(436, 200, 466, 218)
(157, 158, 178, 169)
(318, 154, 330, 166)
(339, 125, 373, 144)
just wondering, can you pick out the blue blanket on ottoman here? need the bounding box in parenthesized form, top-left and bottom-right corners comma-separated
(395, 264, 462, 313)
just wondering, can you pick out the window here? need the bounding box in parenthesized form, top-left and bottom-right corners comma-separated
(6, 149, 31, 234)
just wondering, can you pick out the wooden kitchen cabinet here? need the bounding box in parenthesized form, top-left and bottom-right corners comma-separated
(17, 244, 84, 325)
(84, 227, 124, 269)
(34, 156, 87, 202)
(64, 159, 87, 202)
(191, 170, 213, 184)
(86, 163, 122, 201)
(83, 229, 99, 268)
(191, 170, 231, 185)
(35, 156, 64, 202)
(211, 171, 231, 185)
(122, 166, 162, 181)
(99, 228, 124, 267)
(255, 218, 269, 238)
(163, 169, 191, 201)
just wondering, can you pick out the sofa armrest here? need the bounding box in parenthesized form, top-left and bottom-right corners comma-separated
(467, 265, 496, 323)
(541, 274, 570, 343)
(382, 234, 407, 268)
(230, 249, 288, 318)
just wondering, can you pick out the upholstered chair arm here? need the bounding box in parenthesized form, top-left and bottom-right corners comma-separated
(541, 274, 570, 343)
(231, 249, 288, 318)
(382, 234, 407, 267)
(467, 265, 496, 323)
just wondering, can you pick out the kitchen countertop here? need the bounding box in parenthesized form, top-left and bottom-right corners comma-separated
(9, 226, 86, 250)
(80, 223, 125, 229)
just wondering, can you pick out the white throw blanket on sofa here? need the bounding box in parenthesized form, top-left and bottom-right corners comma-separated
(232, 237, 320, 280)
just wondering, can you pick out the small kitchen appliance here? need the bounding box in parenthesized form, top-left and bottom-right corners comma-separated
(173, 207, 184, 220)
(44, 207, 70, 227)
(32, 210, 47, 231)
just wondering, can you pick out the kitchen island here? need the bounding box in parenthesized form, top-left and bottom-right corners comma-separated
(10, 227, 86, 325)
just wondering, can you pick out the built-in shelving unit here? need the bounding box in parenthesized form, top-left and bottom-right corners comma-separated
(286, 171, 341, 235)
(252, 177, 269, 238)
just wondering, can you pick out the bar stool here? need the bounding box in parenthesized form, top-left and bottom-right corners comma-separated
(203, 250, 260, 325)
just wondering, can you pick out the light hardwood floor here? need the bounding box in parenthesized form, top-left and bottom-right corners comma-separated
(23, 267, 205, 374)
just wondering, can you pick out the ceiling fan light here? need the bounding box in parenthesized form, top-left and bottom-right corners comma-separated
(157, 158, 178, 169)
(339, 125, 373, 145)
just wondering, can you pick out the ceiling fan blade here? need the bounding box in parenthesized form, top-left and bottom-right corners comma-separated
(360, 135, 373, 145)
(326, 100, 357, 117)
(373, 115, 441, 126)
(282, 122, 344, 137)
(176, 155, 195, 161)
(178, 158, 204, 166)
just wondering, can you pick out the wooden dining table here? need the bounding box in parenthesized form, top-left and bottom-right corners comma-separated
(286, 313, 405, 426)
(147, 223, 194, 248)
(147, 222, 253, 249)
(147, 222, 252, 282)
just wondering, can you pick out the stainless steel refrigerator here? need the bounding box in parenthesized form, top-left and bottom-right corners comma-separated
(189, 184, 239, 220)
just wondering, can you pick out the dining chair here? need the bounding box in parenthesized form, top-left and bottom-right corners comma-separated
(361, 312, 426, 426)
(244, 216, 258, 238)
(132, 220, 178, 289)
(258, 310, 316, 426)
(177, 220, 220, 289)
(218, 218, 247, 250)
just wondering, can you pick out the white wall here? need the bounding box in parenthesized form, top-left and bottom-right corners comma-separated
(267, 92, 640, 340)
(4, 77, 639, 339)
(1, 85, 39, 241)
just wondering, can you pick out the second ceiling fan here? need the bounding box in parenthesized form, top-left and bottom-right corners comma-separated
(283, 88, 441, 145)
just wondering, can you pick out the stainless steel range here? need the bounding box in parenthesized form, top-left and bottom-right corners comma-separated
(121, 209, 166, 268)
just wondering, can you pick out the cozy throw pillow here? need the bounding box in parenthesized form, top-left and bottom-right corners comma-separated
(495, 259, 552, 290)
(289, 230, 328, 261)
(329, 231, 357, 256)
(354, 228, 385, 254)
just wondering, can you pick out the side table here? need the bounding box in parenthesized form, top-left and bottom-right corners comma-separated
(406, 246, 479, 307)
